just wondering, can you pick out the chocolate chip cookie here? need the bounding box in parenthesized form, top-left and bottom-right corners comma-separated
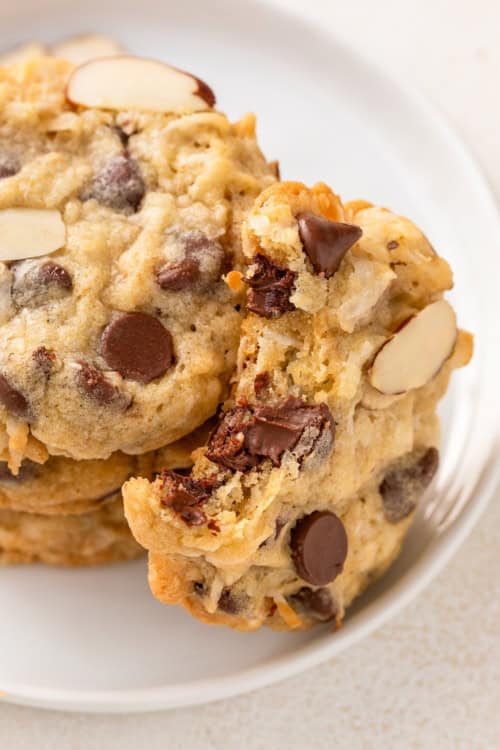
(0, 424, 211, 565)
(123, 182, 472, 630)
(0, 57, 275, 469)
(0, 497, 142, 566)
(0, 450, 154, 515)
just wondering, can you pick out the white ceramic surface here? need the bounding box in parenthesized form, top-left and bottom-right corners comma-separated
(0, 0, 499, 714)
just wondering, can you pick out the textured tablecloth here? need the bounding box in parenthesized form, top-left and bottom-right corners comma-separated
(1, 0, 499, 746)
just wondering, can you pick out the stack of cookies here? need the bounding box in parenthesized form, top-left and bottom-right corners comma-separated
(0, 48, 275, 563)
(0, 44, 472, 629)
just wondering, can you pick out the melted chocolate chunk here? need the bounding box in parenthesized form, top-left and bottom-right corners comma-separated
(101, 312, 174, 384)
(380, 447, 439, 523)
(32, 346, 56, 376)
(387, 240, 399, 250)
(82, 153, 145, 213)
(297, 212, 362, 277)
(206, 397, 334, 472)
(75, 363, 128, 407)
(12, 260, 72, 308)
(245, 254, 296, 318)
(290, 511, 348, 586)
(0, 374, 30, 419)
(160, 470, 219, 526)
(290, 586, 338, 622)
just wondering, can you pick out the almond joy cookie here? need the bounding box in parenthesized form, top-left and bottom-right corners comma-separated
(0, 418, 211, 517)
(0, 423, 210, 566)
(0, 451, 154, 516)
(123, 181, 472, 631)
(0, 497, 142, 566)
(0, 57, 275, 470)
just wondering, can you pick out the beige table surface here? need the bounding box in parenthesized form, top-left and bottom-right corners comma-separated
(1, 0, 499, 747)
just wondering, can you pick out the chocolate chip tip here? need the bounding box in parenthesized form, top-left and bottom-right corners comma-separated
(297, 212, 363, 278)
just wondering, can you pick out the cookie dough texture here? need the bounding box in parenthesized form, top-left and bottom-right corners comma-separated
(123, 182, 472, 631)
(0, 57, 275, 468)
(0, 497, 142, 566)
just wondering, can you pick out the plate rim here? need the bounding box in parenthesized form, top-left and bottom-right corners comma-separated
(1, 0, 500, 713)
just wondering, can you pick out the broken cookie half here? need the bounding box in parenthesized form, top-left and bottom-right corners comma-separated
(123, 181, 472, 631)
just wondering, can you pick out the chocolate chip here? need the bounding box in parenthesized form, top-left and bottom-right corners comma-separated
(157, 258, 200, 291)
(254, 371, 270, 398)
(157, 233, 224, 292)
(82, 153, 145, 213)
(297, 212, 362, 278)
(101, 312, 174, 383)
(193, 581, 206, 596)
(218, 588, 240, 614)
(387, 240, 399, 250)
(0, 154, 20, 179)
(380, 447, 439, 523)
(206, 397, 334, 472)
(0, 374, 30, 419)
(75, 362, 128, 407)
(160, 470, 220, 526)
(290, 587, 338, 622)
(290, 511, 348, 586)
(245, 400, 334, 466)
(32, 346, 55, 376)
(38, 262, 72, 289)
(11, 260, 72, 308)
(245, 254, 296, 318)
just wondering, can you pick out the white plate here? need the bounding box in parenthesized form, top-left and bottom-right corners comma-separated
(0, 0, 499, 714)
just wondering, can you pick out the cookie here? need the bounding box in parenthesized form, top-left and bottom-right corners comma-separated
(0, 496, 142, 566)
(0, 451, 154, 515)
(123, 181, 472, 630)
(0, 57, 275, 470)
(0, 418, 214, 515)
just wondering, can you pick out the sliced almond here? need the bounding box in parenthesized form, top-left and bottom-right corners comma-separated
(0, 42, 47, 65)
(369, 300, 457, 394)
(52, 34, 124, 65)
(0, 209, 66, 262)
(66, 56, 215, 113)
